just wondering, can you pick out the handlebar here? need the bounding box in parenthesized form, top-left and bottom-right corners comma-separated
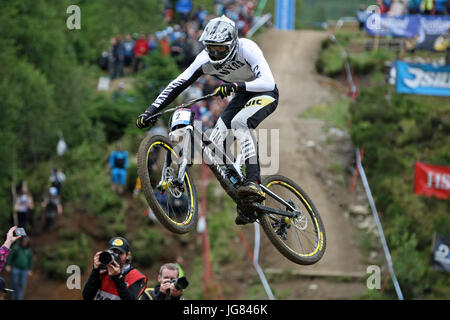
(147, 93, 216, 122)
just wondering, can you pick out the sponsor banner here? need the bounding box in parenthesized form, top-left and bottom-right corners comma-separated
(432, 233, 450, 273)
(396, 61, 450, 97)
(365, 14, 450, 43)
(275, 0, 295, 30)
(414, 162, 450, 199)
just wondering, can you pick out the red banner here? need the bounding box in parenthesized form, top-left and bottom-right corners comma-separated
(414, 162, 450, 199)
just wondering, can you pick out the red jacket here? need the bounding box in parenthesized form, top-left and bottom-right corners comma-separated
(93, 268, 147, 300)
(134, 39, 149, 57)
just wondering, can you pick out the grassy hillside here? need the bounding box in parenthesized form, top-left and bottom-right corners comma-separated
(314, 29, 450, 299)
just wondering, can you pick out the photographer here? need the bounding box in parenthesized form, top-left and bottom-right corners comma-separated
(1, 226, 22, 272)
(82, 237, 147, 300)
(140, 263, 187, 300)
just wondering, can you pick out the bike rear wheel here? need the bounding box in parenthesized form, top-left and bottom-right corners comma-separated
(137, 134, 198, 234)
(258, 175, 326, 265)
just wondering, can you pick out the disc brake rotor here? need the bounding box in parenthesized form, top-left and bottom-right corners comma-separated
(164, 167, 183, 198)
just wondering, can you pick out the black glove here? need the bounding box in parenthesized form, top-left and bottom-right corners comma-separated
(136, 111, 157, 129)
(213, 83, 238, 99)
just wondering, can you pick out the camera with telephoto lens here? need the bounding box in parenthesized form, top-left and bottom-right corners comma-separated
(99, 250, 121, 269)
(170, 276, 189, 290)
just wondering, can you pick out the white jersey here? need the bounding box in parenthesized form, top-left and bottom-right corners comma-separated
(150, 38, 276, 111)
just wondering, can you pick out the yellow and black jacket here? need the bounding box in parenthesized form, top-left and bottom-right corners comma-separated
(140, 285, 185, 300)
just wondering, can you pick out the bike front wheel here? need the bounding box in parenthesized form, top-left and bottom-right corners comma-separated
(137, 134, 198, 234)
(258, 175, 326, 265)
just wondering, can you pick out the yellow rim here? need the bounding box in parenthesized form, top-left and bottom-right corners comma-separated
(147, 141, 195, 226)
(266, 180, 324, 257)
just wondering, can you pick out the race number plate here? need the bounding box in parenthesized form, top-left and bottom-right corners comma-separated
(171, 108, 193, 130)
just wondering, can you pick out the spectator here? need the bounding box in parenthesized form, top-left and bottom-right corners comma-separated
(195, 6, 208, 27)
(388, 0, 408, 16)
(5, 237, 33, 300)
(41, 187, 63, 232)
(0, 277, 14, 300)
(1, 226, 22, 272)
(133, 33, 149, 72)
(112, 34, 125, 79)
(148, 32, 158, 52)
(164, 0, 174, 23)
(160, 35, 172, 56)
(377, 0, 389, 13)
(170, 32, 186, 64)
(356, 5, 367, 30)
(420, 0, 435, 14)
(108, 37, 117, 79)
(82, 237, 147, 300)
(140, 263, 186, 300)
(176, 0, 193, 24)
(214, 0, 226, 16)
(14, 181, 34, 229)
(109, 142, 129, 194)
(49, 168, 66, 196)
(435, 0, 447, 14)
(122, 34, 135, 70)
(408, 0, 422, 14)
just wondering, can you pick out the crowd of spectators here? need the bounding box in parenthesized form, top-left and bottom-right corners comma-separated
(375, 0, 449, 16)
(357, 0, 450, 30)
(101, 0, 258, 131)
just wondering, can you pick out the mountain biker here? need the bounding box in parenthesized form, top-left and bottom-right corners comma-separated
(136, 15, 278, 224)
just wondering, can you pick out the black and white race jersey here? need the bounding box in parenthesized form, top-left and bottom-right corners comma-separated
(149, 38, 276, 112)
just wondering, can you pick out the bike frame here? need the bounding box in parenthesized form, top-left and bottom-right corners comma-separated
(148, 94, 300, 218)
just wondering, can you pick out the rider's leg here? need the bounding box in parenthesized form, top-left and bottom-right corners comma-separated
(209, 95, 248, 165)
(231, 91, 279, 200)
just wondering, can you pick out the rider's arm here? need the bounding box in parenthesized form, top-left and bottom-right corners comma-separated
(237, 38, 275, 93)
(145, 52, 208, 114)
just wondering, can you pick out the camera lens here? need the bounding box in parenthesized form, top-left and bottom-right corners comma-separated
(174, 277, 189, 290)
(99, 251, 113, 265)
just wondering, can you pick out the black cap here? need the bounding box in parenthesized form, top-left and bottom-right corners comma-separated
(0, 277, 14, 293)
(108, 237, 130, 254)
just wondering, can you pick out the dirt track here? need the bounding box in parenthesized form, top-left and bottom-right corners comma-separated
(248, 29, 367, 298)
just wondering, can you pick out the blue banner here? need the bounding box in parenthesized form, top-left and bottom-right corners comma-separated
(275, 0, 295, 30)
(396, 61, 450, 97)
(365, 14, 450, 40)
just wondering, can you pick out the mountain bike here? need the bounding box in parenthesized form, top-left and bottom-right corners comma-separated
(137, 94, 326, 265)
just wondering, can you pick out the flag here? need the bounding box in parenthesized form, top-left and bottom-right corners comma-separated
(414, 162, 450, 199)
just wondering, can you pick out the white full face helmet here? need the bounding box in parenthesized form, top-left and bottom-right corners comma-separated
(199, 15, 238, 65)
